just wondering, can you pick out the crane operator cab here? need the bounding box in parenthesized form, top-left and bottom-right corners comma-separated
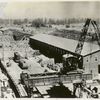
(61, 54, 83, 74)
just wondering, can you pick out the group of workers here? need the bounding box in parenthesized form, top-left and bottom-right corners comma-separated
(73, 79, 99, 98)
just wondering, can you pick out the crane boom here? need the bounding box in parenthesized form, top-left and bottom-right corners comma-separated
(75, 18, 91, 54)
(91, 20, 100, 46)
(75, 18, 100, 55)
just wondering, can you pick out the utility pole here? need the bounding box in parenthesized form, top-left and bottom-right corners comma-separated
(2, 31, 4, 61)
(25, 37, 28, 58)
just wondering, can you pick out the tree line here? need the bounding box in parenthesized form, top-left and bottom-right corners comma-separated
(0, 18, 100, 27)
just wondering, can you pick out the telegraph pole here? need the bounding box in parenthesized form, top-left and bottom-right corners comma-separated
(2, 30, 4, 61)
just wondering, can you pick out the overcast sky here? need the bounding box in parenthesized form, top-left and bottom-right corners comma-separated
(0, 2, 100, 19)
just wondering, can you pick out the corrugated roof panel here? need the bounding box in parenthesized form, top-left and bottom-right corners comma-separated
(31, 34, 78, 53)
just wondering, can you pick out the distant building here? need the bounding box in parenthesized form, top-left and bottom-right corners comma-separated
(29, 34, 100, 76)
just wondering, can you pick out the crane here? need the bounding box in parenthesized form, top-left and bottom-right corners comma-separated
(75, 18, 91, 54)
(75, 18, 100, 54)
(62, 18, 100, 74)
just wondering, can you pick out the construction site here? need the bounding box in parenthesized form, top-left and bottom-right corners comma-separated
(0, 1, 100, 98)
(0, 18, 100, 98)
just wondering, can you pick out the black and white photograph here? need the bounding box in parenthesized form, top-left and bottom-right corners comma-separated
(0, 0, 100, 98)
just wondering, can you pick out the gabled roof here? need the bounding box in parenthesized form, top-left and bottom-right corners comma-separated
(30, 34, 100, 56)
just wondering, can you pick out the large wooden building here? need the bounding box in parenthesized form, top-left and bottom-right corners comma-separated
(29, 34, 100, 76)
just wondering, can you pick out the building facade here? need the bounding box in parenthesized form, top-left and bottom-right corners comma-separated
(83, 50, 100, 77)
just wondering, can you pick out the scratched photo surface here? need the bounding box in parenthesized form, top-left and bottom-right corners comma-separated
(0, 1, 100, 98)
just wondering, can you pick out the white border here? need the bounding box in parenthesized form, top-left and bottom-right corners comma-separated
(0, 0, 100, 2)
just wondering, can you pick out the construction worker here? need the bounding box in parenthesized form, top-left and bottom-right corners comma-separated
(91, 87, 99, 98)
(81, 79, 86, 89)
(75, 84, 82, 98)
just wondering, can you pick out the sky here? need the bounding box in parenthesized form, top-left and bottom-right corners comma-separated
(0, 1, 100, 19)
